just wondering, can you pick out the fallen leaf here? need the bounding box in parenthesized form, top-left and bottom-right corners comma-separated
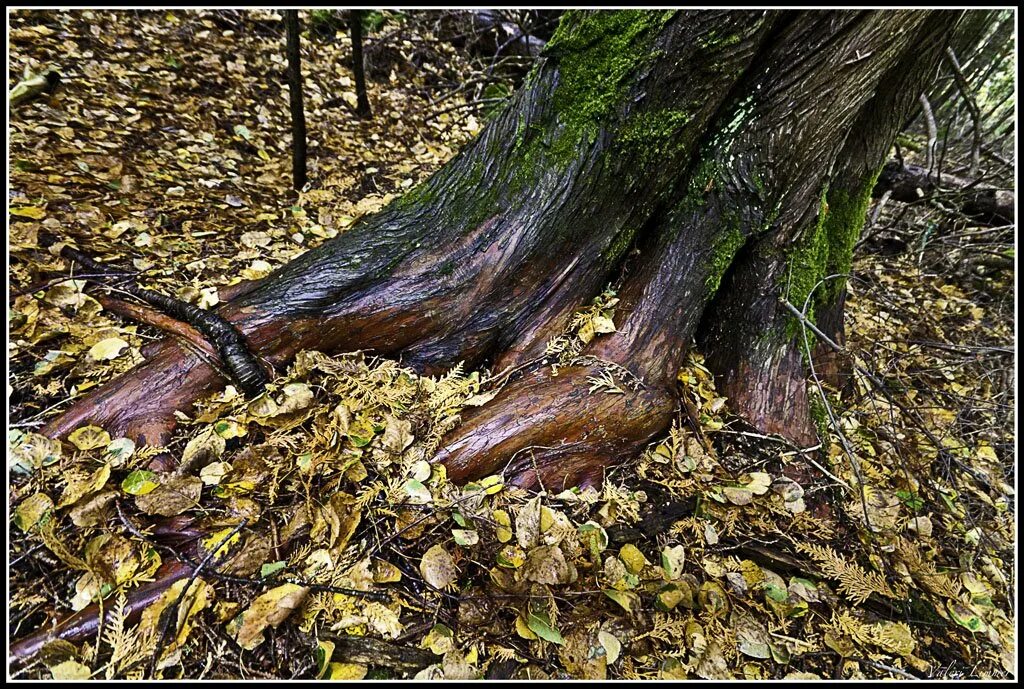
(68, 425, 111, 451)
(228, 583, 309, 650)
(135, 475, 202, 516)
(420, 544, 457, 589)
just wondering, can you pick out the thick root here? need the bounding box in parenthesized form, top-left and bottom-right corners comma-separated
(433, 364, 675, 491)
(41, 340, 222, 448)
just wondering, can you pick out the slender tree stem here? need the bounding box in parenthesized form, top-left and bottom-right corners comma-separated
(350, 10, 372, 118)
(285, 10, 307, 190)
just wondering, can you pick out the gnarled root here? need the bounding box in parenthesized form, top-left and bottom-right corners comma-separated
(433, 363, 676, 491)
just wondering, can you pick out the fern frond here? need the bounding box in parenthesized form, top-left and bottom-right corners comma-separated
(797, 542, 901, 604)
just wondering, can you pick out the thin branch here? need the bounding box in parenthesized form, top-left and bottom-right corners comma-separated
(149, 519, 248, 677)
(944, 47, 982, 177)
(918, 93, 938, 176)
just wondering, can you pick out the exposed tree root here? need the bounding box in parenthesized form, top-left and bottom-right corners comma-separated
(53, 240, 270, 394)
(9, 560, 192, 664)
(96, 294, 219, 361)
(39, 11, 768, 459)
(434, 363, 676, 491)
(10, 9, 1002, 679)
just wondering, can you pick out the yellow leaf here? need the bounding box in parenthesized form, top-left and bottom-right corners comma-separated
(50, 659, 92, 680)
(200, 461, 233, 486)
(493, 509, 513, 543)
(135, 475, 202, 516)
(479, 474, 504, 495)
(202, 526, 243, 559)
(592, 314, 616, 334)
(181, 427, 226, 468)
(57, 463, 112, 508)
(598, 630, 622, 665)
(743, 471, 772, 495)
(515, 613, 539, 641)
(603, 589, 639, 612)
(68, 425, 111, 451)
(328, 662, 368, 680)
(421, 624, 455, 655)
(87, 337, 129, 361)
(11, 205, 47, 219)
(976, 443, 998, 462)
(228, 583, 309, 650)
(618, 543, 648, 574)
(316, 640, 335, 678)
(15, 492, 53, 531)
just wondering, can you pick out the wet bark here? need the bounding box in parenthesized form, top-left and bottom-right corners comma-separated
(43, 11, 774, 456)
(40, 9, 962, 486)
(696, 11, 940, 446)
(812, 12, 966, 391)
(18, 10, 969, 660)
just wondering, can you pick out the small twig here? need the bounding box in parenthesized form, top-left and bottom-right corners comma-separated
(9, 272, 134, 301)
(195, 566, 391, 602)
(853, 656, 923, 680)
(862, 188, 891, 238)
(780, 285, 872, 533)
(367, 490, 486, 557)
(115, 499, 153, 542)
(944, 47, 983, 177)
(918, 93, 938, 177)
(51, 236, 270, 394)
(425, 97, 504, 123)
(149, 519, 248, 677)
(780, 297, 847, 354)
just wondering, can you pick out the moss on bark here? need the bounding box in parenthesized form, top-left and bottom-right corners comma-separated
(545, 10, 676, 150)
(783, 166, 882, 333)
(817, 166, 883, 304)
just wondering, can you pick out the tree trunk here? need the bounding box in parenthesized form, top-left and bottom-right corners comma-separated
(696, 10, 960, 446)
(350, 10, 372, 119)
(285, 10, 307, 190)
(42, 10, 974, 488)
(809, 12, 966, 393)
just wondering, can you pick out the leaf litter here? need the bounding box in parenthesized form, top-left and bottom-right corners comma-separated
(8, 9, 1016, 681)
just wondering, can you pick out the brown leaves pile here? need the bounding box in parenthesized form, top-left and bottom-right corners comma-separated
(8, 9, 1015, 682)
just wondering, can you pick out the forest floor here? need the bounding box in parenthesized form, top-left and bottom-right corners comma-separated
(8, 10, 1016, 680)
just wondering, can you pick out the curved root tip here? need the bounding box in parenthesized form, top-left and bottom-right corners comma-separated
(435, 365, 675, 491)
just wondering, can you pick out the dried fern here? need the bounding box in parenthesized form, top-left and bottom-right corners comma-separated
(798, 542, 902, 604)
(38, 516, 88, 570)
(99, 591, 157, 679)
(633, 613, 691, 644)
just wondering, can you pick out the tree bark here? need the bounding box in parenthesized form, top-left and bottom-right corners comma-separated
(43, 11, 774, 457)
(40, 10, 966, 487)
(695, 11, 951, 446)
(810, 12, 966, 392)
